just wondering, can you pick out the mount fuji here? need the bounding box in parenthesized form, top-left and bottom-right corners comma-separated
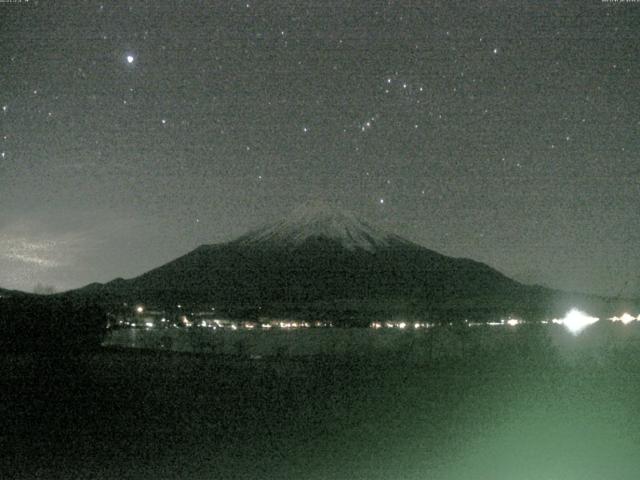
(71, 203, 620, 323)
(234, 202, 413, 252)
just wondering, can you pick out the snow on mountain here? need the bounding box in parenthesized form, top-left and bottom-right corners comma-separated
(235, 202, 410, 251)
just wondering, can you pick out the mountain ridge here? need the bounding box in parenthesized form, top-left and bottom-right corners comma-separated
(59, 203, 637, 322)
(233, 202, 415, 252)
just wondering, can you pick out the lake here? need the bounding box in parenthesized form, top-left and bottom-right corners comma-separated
(3, 321, 640, 479)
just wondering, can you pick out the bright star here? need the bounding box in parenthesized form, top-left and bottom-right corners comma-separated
(126, 54, 135, 64)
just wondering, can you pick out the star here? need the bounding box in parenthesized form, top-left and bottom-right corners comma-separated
(126, 54, 135, 64)
(493, 48, 498, 54)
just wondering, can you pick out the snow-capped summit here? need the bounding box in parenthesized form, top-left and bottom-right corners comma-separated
(236, 201, 408, 251)
(71, 200, 567, 322)
(69, 201, 612, 325)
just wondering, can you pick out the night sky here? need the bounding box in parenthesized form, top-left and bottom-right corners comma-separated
(1, 1, 638, 297)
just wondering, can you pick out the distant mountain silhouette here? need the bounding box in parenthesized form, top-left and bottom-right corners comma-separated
(69, 203, 635, 323)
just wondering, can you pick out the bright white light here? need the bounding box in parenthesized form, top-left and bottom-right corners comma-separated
(397, 322, 406, 329)
(611, 313, 636, 325)
(505, 318, 520, 327)
(135, 306, 144, 314)
(621, 313, 635, 324)
(126, 55, 135, 64)
(145, 322, 154, 328)
(557, 308, 599, 335)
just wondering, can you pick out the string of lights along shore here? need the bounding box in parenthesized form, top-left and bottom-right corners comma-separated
(1, 1, 639, 297)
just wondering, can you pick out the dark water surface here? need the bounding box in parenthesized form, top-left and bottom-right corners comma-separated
(2, 329, 640, 479)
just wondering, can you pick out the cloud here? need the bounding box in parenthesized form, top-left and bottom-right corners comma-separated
(4, 252, 61, 268)
(0, 235, 63, 268)
(0, 212, 148, 291)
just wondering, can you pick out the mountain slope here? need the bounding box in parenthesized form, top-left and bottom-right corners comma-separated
(69, 203, 639, 322)
(73, 203, 569, 321)
(234, 202, 413, 251)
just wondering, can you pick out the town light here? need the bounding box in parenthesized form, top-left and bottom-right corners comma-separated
(610, 313, 636, 325)
(556, 308, 599, 335)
